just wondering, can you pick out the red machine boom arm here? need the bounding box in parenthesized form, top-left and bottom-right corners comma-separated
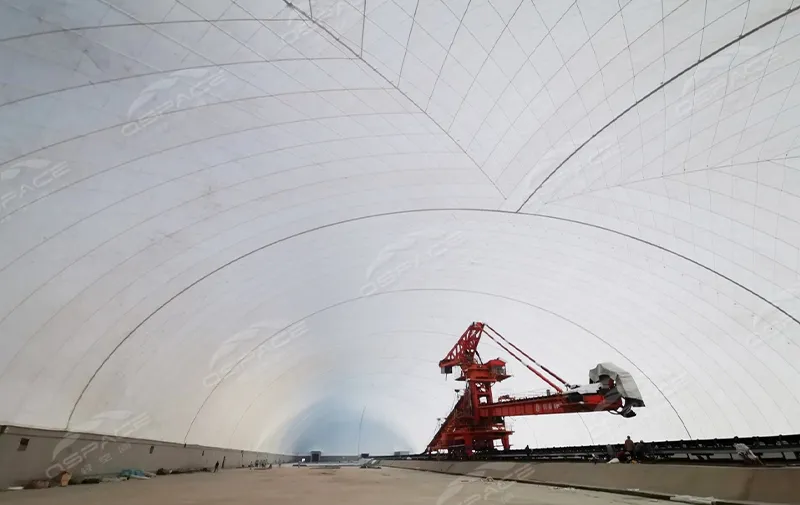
(438, 322, 485, 371)
(426, 322, 643, 457)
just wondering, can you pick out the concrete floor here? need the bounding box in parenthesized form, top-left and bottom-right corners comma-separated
(0, 467, 662, 505)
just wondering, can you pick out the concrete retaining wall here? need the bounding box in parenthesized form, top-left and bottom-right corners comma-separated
(0, 426, 297, 488)
(380, 459, 800, 504)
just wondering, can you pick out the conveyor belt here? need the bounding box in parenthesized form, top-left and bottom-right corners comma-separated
(381, 433, 800, 466)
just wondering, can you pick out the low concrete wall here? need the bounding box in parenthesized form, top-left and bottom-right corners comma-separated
(0, 426, 297, 488)
(380, 459, 800, 504)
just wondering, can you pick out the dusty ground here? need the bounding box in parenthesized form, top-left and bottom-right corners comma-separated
(0, 467, 662, 505)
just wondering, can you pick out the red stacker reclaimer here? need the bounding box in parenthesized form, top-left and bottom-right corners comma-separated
(426, 322, 645, 459)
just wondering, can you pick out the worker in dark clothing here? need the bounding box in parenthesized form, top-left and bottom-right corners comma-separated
(624, 436, 635, 453)
(214, 461, 219, 473)
(634, 440, 644, 461)
(525, 445, 531, 458)
(619, 436, 634, 463)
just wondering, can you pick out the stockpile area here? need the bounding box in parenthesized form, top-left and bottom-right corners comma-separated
(381, 460, 799, 505)
(0, 466, 669, 505)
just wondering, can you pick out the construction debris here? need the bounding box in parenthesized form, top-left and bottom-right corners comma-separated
(9, 465, 222, 493)
(670, 496, 716, 504)
(24, 480, 50, 489)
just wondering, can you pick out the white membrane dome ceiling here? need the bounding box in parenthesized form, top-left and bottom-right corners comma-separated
(2, 0, 800, 455)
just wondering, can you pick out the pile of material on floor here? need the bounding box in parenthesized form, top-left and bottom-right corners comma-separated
(170, 467, 206, 474)
(17, 470, 72, 490)
(9, 466, 215, 491)
(23, 480, 51, 490)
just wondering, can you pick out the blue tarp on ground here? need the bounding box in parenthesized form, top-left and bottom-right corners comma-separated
(119, 469, 146, 478)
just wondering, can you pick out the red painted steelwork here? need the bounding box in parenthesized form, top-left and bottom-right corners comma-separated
(426, 322, 634, 458)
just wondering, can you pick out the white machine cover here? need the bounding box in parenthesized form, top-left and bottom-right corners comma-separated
(589, 363, 645, 406)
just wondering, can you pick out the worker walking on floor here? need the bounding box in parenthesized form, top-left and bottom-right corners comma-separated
(214, 461, 219, 473)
